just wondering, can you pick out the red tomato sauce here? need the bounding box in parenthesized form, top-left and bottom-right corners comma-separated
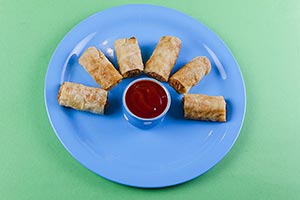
(125, 80, 168, 118)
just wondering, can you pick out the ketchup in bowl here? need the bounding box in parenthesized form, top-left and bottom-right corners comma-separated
(122, 78, 171, 128)
(125, 80, 168, 118)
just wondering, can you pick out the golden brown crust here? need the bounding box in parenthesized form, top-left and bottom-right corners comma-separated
(57, 82, 65, 102)
(122, 69, 142, 78)
(169, 56, 211, 94)
(169, 78, 185, 93)
(145, 36, 181, 82)
(78, 46, 122, 90)
(57, 82, 108, 114)
(114, 37, 144, 78)
(183, 94, 226, 122)
(145, 72, 166, 82)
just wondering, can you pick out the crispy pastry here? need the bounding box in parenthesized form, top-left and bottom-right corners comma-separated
(183, 94, 226, 122)
(58, 82, 108, 114)
(78, 46, 122, 90)
(145, 36, 181, 82)
(114, 37, 144, 78)
(169, 56, 211, 94)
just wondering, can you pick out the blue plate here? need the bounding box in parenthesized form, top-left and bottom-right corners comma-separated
(44, 4, 246, 188)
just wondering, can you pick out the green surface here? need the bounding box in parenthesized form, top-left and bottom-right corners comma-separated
(0, 0, 299, 199)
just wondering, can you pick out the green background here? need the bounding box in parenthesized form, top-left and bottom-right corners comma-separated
(1, 0, 299, 199)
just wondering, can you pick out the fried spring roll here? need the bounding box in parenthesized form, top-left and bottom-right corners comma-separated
(183, 94, 226, 122)
(145, 36, 181, 82)
(114, 37, 144, 78)
(169, 56, 211, 94)
(58, 82, 108, 114)
(78, 46, 122, 90)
